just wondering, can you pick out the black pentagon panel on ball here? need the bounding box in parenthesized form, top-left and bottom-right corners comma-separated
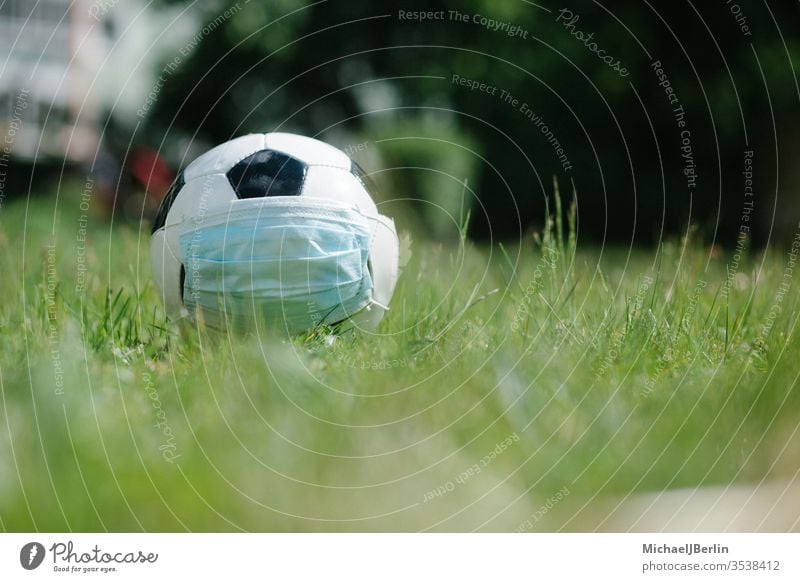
(227, 149, 307, 199)
(351, 160, 380, 200)
(151, 171, 185, 234)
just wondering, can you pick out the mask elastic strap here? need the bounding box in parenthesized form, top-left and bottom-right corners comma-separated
(367, 298, 390, 312)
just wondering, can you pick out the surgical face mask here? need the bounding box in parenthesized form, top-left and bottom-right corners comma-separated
(178, 197, 375, 333)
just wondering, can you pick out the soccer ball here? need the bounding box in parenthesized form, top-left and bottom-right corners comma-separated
(150, 132, 399, 332)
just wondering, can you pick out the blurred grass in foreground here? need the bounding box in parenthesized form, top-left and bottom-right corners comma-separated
(1, 186, 799, 532)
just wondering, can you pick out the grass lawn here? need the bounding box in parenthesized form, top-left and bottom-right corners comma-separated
(1, 187, 799, 532)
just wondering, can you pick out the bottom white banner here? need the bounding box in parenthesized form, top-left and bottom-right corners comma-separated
(1, 533, 797, 581)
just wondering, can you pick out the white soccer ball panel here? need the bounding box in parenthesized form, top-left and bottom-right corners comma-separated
(184, 133, 266, 180)
(150, 228, 185, 319)
(266, 132, 350, 169)
(163, 173, 236, 258)
(302, 165, 378, 216)
(368, 213, 400, 309)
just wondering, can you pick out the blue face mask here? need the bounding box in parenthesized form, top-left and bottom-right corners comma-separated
(178, 197, 374, 333)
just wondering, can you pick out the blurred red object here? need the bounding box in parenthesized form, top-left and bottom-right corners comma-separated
(129, 147, 174, 203)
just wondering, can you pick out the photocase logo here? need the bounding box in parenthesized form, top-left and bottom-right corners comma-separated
(19, 542, 45, 570)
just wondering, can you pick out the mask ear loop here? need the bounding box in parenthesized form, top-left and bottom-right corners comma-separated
(367, 298, 390, 311)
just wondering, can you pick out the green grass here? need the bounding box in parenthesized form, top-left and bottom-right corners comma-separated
(1, 185, 799, 532)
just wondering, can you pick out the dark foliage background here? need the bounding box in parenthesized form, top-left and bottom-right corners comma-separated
(144, 0, 800, 246)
